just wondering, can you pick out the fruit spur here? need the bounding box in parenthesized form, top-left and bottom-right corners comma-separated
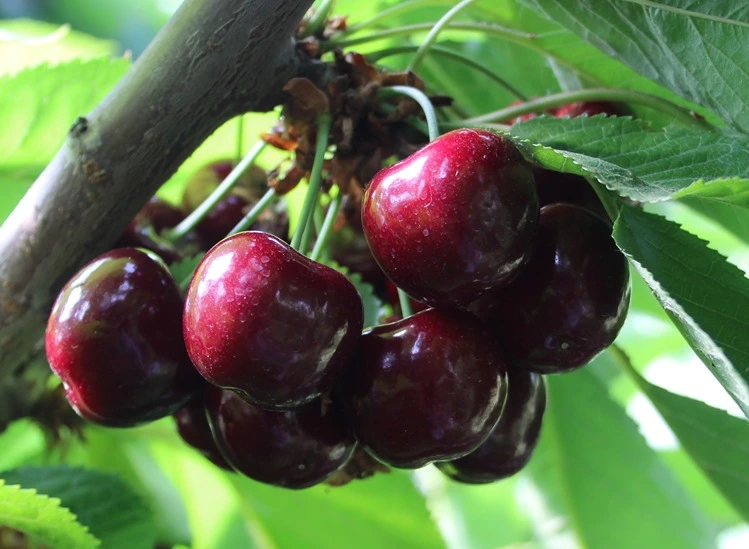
(45, 46, 630, 490)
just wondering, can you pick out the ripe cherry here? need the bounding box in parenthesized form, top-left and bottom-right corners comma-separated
(362, 129, 538, 307)
(205, 387, 356, 489)
(339, 309, 508, 469)
(554, 101, 620, 118)
(471, 203, 630, 373)
(115, 197, 189, 263)
(183, 231, 363, 409)
(437, 369, 546, 483)
(45, 248, 202, 427)
(533, 168, 608, 223)
(174, 396, 232, 470)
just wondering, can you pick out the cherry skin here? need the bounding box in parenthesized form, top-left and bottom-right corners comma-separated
(45, 248, 203, 427)
(183, 231, 363, 409)
(174, 396, 232, 470)
(115, 197, 189, 263)
(205, 387, 356, 489)
(532, 168, 608, 223)
(437, 369, 546, 484)
(554, 101, 620, 118)
(362, 128, 538, 307)
(339, 308, 508, 469)
(471, 203, 630, 373)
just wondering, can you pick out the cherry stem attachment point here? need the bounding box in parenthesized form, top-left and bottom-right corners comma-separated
(310, 192, 342, 262)
(165, 139, 267, 242)
(228, 188, 277, 235)
(408, 0, 476, 73)
(384, 85, 440, 141)
(291, 114, 332, 253)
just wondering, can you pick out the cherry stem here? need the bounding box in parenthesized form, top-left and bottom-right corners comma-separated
(165, 140, 267, 242)
(383, 85, 440, 141)
(399, 291, 414, 318)
(369, 45, 526, 100)
(304, 0, 336, 37)
(227, 188, 278, 235)
(588, 178, 622, 224)
(325, 21, 534, 52)
(290, 113, 332, 252)
(408, 0, 476, 73)
(235, 115, 244, 164)
(310, 192, 342, 262)
(457, 88, 709, 128)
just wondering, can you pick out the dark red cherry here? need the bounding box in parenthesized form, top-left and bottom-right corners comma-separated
(471, 203, 630, 373)
(339, 309, 508, 468)
(205, 387, 356, 489)
(533, 168, 609, 223)
(437, 369, 546, 483)
(554, 101, 620, 118)
(115, 197, 188, 263)
(45, 248, 203, 427)
(174, 396, 232, 470)
(183, 231, 363, 409)
(196, 194, 290, 249)
(362, 129, 538, 307)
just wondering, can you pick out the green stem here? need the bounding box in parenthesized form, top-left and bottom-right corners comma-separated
(165, 140, 267, 241)
(589, 178, 622, 224)
(370, 45, 525, 100)
(235, 115, 244, 164)
(325, 21, 533, 52)
(408, 0, 476, 72)
(310, 192, 342, 262)
(399, 291, 414, 318)
(227, 188, 277, 234)
(290, 114, 332, 252)
(458, 88, 708, 128)
(304, 0, 336, 37)
(383, 86, 440, 141)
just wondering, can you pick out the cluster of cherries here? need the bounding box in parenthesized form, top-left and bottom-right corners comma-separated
(45, 102, 630, 490)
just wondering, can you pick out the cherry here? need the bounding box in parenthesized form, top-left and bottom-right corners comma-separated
(115, 197, 189, 263)
(362, 129, 538, 307)
(205, 387, 356, 489)
(471, 203, 630, 373)
(45, 248, 203, 427)
(384, 279, 428, 317)
(554, 101, 620, 118)
(437, 369, 546, 483)
(339, 308, 508, 469)
(174, 396, 232, 470)
(183, 231, 363, 409)
(533, 168, 608, 222)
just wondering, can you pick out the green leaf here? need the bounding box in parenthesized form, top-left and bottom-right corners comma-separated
(527, 365, 717, 549)
(676, 178, 749, 243)
(510, 116, 749, 202)
(612, 347, 749, 522)
(0, 19, 118, 76)
(521, 0, 749, 132)
(1, 466, 158, 549)
(0, 479, 100, 549)
(0, 57, 129, 221)
(231, 470, 444, 549)
(613, 205, 749, 417)
(169, 253, 205, 286)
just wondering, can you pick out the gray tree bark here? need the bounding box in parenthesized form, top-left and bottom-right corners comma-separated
(0, 0, 316, 430)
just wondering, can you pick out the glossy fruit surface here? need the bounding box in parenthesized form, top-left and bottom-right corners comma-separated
(174, 396, 232, 470)
(362, 128, 538, 307)
(472, 203, 630, 373)
(339, 309, 508, 468)
(206, 387, 356, 489)
(183, 231, 363, 409)
(45, 248, 202, 426)
(437, 369, 546, 483)
(115, 197, 188, 263)
(533, 168, 608, 222)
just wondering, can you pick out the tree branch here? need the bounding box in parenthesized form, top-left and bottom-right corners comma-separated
(0, 0, 316, 430)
